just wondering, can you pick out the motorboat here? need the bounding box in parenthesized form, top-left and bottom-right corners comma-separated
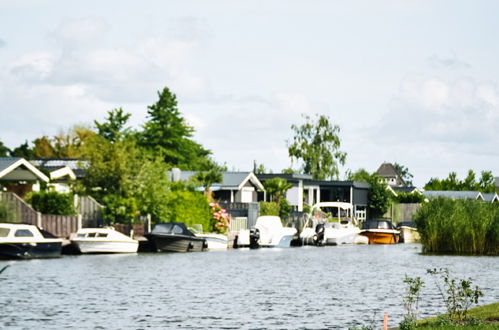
(70, 227, 139, 253)
(299, 202, 361, 245)
(188, 224, 228, 250)
(145, 222, 207, 252)
(0, 223, 62, 259)
(397, 221, 420, 243)
(360, 219, 400, 244)
(234, 216, 297, 248)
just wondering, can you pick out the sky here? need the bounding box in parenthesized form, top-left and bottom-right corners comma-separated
(1, 0, 499, 187)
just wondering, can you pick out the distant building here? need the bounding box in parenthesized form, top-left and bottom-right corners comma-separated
(376, 162, 406, 187)
(422, 190, 484, 201)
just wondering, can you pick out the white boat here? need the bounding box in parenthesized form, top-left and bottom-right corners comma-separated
(397, 222, 420, 243)
(0, 223, 62, 259)
(195, 233, 228, 249)
(70, 227, 139, 253)
(250, 216, 297, 248)
(300, 202, 361, 245)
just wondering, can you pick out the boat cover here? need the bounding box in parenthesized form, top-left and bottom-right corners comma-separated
(361, 219, 397, 230)
(151, 223, 196, 237)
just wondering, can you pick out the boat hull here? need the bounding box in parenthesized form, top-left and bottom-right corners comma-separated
(195, 234, 228, 249)
(360, 230, 400, 244)
(146, 234, 206, 252)
(0, 241, 62, 259)
(324, 228, 361, 245)
(71, 240, 139, 254)
(399, 227, 420, 243)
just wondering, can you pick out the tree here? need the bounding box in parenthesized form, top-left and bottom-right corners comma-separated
(424, 170, 496, 193)
(139, 87, 212, 170)
(263, 177, 293, 218)
(478, 171, 496, 193)
(51, 125, 94, 158)
(347, 169, 390, 218)
(10, 141, 34, 159)
(393, 163, 414, 186)
(94, 108, 132, 142)
(194, 166, 223, 200)
(288, 114, 346, 180)
(33, 136, 56, 158)
(0, 140, 10, 157)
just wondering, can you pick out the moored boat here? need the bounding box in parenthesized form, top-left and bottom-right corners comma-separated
(397, 221, 420, 243)
(0, 223, 62, 259)
(195, 233, 228, 249)
(235, 216, 297, 248)
(360, 219, 400, 244)
(70, 227, 139, 254)
(146, 222, 207, 252)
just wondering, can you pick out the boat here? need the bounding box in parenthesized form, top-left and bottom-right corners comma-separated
(360, 219, 400, 244)
(299, 202, 361, 245)
(397, 221, 420, 243)
(0, 223, 62, 259)
(249, 216, 297, 248)
(145, 222, 207, 252)
(188, 224, 228, 250)
(70, 227, 139, 253)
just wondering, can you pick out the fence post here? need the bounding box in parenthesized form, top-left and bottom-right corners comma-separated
(146, 214, 151, 233)
(77, 214, 82, 230)
(36, 212, 42, 227)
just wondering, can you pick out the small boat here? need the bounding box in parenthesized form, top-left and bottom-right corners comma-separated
(299, 202, 361, 245)
(195, 233, 228, 249)
(146, 222, 207, 252)
(397, 221, 420, 243)
(360, 219, 400, 244)
(249, 216, 297, 248)
(70, 227, 139, 253)
(0, 223, 62, 259)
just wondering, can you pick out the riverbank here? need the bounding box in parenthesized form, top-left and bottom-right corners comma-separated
(416, 302, 499, 328)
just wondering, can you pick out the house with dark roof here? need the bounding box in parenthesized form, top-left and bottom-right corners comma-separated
(0, 157, 49, 197)
(376, 162, 406, 187)
(422, 190, 484, 201)
(482, 192, 499, 203)
(29, 159, 89, 193)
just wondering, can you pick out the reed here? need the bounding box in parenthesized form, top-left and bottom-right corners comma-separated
(414, 198, 499, 255)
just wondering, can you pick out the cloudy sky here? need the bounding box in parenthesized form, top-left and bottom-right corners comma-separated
(1, 0, 499, 186)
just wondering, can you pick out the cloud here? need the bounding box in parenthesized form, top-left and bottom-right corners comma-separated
(0, 38, 5, 48)
(426, 54, 471, 70)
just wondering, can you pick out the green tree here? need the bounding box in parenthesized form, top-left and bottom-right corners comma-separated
(33, 136, 56, 158)
(94, 108, 132, 142)
(393, 162, 414, 186)
(10, 141, 34, 159)
(478, 170, 496, 193)
(288, 114, 346, 180)
(347, 169, 390, 218)
(194, 166, 223, 200)
(0, 140, 10, 157)
(424, 170, 496, 192)
(263, 177, 293, 218)
(139, 87, 212, 170)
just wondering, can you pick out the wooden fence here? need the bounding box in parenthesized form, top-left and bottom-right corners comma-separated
(77, 195, 104, 227)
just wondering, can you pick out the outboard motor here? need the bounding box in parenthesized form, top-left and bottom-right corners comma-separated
(313, 223, 326, 246)
(249, 228, 260, 249)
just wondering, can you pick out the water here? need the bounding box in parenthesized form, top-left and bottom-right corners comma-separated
(1, 244, 498, 329)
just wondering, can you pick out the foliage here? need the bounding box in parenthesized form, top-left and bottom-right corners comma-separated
(288, 113, 347, 180)
(263, 177, 293, 219)
(253, 162, 268, 174)
(400, 275, 425, 329)
(194, 166, 223, 200)
(394, 192, 425, 204)
(27, 191, 76, 215)
(0, 201, 17, 222)
(414, 198, 499, 255)
(31, 125, 96, 158)
(259, 202, 279, 216)
(9, 141, 34, 159)
(0, 140, 10, 157)
(393, 162, 414, 186)
(424, 170, 496, 193)
(348, 169, 391, 218)
(209, 202, 230, 233)
(427, 268, 483, 324)
(139, 87, 213, 170)
(94, 108, 132, 142)
(164, 190, 212, 232)
(279, 198, 292, 219)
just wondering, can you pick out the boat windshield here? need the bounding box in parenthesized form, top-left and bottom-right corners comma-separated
(14, 229, 34, 237)
(152, 223, 194, 236)
(0, 228, 10, 237)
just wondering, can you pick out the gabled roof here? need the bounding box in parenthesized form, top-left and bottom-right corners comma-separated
(422, 190, 484, 201)
(0, 157, 49, 182)
(482, 193, 499, 203)
(177, 171, 265, 191)
(376, 163, 399, 177)
(393, 187, 421, 194)
(30, 159, 88, 179)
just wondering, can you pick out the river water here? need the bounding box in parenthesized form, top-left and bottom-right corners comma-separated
(1, 244, 498, 329)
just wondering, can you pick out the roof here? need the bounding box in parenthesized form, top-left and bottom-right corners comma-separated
(0, 157, 49, 182)
(422, 190, 484, 200)
(482, 193, 499, 202)
(30, 159, 88, 179)
(304, 179, 370, 189)
(376, 163, 399, 177)
(393, 187, 421, 194)
(175, 171, 265, 191)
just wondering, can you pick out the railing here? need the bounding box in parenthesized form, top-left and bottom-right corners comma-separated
(230, 217, 248, 231)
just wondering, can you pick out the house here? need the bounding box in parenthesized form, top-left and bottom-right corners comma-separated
(30, 159, 87, 193)
(482, 193, 499, 203)
(0, 157, 49, 197)
(422, 190, 484, 201)
(256, 173, 369, 221)
(376, 162, 406, 187)
(173, 170, 265, 203)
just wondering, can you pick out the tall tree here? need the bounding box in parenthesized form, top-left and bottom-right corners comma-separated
(393, 162, 414, 186)
(52, 125, 95, 158)
(288, 114, 346, 180)
(10, 141, 34, 159)
(33, 136, 56, 158)
(263, 177, 293, 206)
(424, 170, 496, 192)
(478, 170, 496, 193)
(94, 108, 132, 142)
(0, 140, 10, 157)
(139, 87, 212, 170)
(347, 169, 390, 218)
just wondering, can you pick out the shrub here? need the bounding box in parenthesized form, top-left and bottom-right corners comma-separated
(259, 202, 279, 216)
(0, 201, 18, 223)
(394, 192, 424, 204)
(164, 190, 212, 232)
(27, 191, 76, 215)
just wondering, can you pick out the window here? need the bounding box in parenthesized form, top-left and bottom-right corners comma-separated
(173, 225, 183, 234)
(97, 233, 108, 238)
(0, 228, 10, 237)
(15, 229, 34, 237)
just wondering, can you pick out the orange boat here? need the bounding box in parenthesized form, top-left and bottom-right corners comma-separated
(360, 219, 400, 244)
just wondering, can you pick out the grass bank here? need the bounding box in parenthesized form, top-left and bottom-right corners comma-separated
(414, 198, 499, 255)
(417, 302, 499, 329)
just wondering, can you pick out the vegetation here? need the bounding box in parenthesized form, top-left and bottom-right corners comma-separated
(394, 162, 414, 187)
(394, 192, 425, 204)
(347, 169, 391, 218)
(400, 275, 425, 330)
(288, 113, 346, 180)
(164, 190, 212, 232)
(0, 140, 10, 157)
(0, 201, 17, 222)
(259, 202, 280, 216)
(424, 170, 496, 193)
(414, 198, 499, 255)
(27, 191, 76, 215)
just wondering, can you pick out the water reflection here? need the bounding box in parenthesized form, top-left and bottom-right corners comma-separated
(1, 244, 498, 329)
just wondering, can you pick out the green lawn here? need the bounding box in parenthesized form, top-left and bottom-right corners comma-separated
(417, 302, 499, 329)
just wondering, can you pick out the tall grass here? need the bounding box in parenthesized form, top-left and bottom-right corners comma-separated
(414, 198, 499, 255)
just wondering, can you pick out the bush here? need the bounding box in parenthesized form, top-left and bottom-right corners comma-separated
(0, 201, 18, 223)
(27, 191, 76, 215)
(394, 192, 425, 204)
(259, 202, 279, 216)
(164, 190, 212, 232)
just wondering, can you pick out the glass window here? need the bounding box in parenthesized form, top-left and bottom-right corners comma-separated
(15, 229, 34, 237)
(0, 228, 10, 237)
(173, 225, 183, 234)
(77, 233, 87, 238)
(97, 233, 108, 238)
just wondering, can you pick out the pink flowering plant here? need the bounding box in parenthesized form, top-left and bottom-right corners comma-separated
(210, 202, 230, 234)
